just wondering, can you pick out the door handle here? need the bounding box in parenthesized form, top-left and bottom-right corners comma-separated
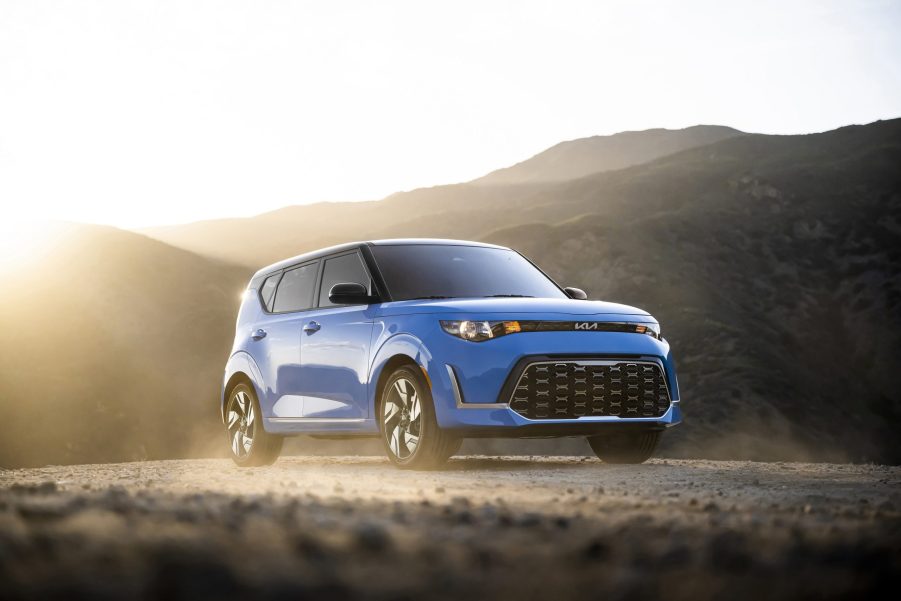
(251, 328, 267, 341)
(303, 321, 321, 334)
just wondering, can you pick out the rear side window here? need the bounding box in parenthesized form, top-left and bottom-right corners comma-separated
(318, 253, 370, 307)
(259, 274, 281, 312)
(272, 262, 318, 312)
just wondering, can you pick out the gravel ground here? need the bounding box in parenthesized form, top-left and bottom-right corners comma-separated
(1, 456, 899, 600)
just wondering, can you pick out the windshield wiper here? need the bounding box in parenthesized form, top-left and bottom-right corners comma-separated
(485, 294, 534, 298)
(409, 295, 456, 300)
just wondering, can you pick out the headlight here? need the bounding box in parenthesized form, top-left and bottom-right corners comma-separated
(440, 320, 661, 342)
(633, 322, 662, 339)
(440, 320, 521, 342)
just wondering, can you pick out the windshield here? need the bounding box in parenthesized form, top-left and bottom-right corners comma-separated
(370, 244, 567, 301)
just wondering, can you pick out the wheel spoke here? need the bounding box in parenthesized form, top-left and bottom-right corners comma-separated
(384, 398, 402, 423)
(389, 425, 402, 456)
(408, 415, 421, 435)
(409, 394, 420, 421)
(383, 376, 425, 460)
(393, 380, 409, 408)
(226, 389, 260, 459)
(397, 422, 411, 456)
(404, 431, 419, 452)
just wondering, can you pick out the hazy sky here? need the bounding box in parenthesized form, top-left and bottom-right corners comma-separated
(1, 0, 900, 229)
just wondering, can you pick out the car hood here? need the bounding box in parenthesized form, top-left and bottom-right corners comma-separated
(377, 297, 653, 319)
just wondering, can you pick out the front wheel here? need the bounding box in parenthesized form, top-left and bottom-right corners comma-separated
(587, 430, 661, 464)
(225, 383, 283, 467)
(380, 366, 459, 469)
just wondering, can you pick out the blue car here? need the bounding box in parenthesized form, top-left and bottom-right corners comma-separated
(223, 239, 681, 469)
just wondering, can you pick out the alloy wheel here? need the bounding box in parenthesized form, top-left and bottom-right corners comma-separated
(383, 377, 422, 460)
(227, 389, 255, 459)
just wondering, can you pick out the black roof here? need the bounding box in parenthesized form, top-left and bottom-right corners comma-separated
(250, 238, 508, 280)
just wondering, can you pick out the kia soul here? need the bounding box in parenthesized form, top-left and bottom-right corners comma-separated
(222, 239, 682, 469)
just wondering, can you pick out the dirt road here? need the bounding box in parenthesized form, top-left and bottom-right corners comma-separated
(1, 456, 899, 599)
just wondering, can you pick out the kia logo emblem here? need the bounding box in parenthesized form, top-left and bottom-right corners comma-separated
(574, 322, 597, 330)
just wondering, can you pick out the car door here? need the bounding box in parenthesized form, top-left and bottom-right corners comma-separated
(259, 260, 320, 418)
(299, 250, 375, 419)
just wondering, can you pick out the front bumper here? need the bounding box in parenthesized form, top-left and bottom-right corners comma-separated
(422, 328, 682, 436)
(438, 401, 682, 437)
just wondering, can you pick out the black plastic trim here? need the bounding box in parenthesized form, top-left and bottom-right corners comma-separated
(361, 243, 393, 302)
(447, 423, 668, 438)
(495, 354, 646, 406)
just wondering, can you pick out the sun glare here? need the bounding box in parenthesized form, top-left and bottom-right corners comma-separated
(0, 220, 64, 274)
(2, 2, 900, 229)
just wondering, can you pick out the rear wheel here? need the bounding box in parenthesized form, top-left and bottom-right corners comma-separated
(587, 430, 661, 464)
(225, 383, 283, 467)
(380, 366, 459, 469)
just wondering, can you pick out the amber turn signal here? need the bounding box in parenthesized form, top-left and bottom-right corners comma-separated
(503, 321, 521, 334)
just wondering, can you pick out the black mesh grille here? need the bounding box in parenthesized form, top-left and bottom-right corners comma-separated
(508, 361, 671, 420)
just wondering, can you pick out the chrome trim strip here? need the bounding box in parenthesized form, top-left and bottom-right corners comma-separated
(267, 417, 367, 423)
(507, 358, 673, 420)
(446, 364, 508, 409)
(512, 403, 677, 424)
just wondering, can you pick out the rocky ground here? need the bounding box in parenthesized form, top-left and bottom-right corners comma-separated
(1, 456, 899, 600)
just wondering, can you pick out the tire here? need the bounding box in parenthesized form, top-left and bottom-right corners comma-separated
(445, 437, 463, 459)
(587, 430, 661, 464)
(225, 382, 283, 467)
(379, 365, 458, 469)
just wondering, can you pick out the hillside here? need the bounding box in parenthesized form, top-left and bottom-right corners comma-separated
(0, 224, 250, 467)
(475, 125, 744, 185)
(141, 125, 743, 268)
(4, 121, 899, 467)
(139, 119, 901, 463)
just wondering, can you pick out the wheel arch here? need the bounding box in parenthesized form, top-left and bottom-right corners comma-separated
(222, 351, 266, 423)
(373, 355, 422, 421)
(223, 373, 253, 419)
(368, 333, 433, 420)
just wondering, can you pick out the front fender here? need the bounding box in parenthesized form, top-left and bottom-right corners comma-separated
(222, 351, 266, 421)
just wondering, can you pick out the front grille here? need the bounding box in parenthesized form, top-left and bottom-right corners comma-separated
(508, 360, 671, 420)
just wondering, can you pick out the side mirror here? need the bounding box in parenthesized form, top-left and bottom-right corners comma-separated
(564, 287, 588, 300)
(328, 282, 373, 305)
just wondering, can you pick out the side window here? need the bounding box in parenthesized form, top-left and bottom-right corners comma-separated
(259, 273, 281, 312)
(319, 253, 370, 307)
(272, 262, 318, 313)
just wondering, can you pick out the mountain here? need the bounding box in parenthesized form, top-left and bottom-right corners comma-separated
(484, 121, 901, 462)
(4, 119, 899, 467)
(0, 224, 250, 467)
(140, 118, 901, 463)
(474, 125, 744, 185)
(141, 125, 744, 268)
